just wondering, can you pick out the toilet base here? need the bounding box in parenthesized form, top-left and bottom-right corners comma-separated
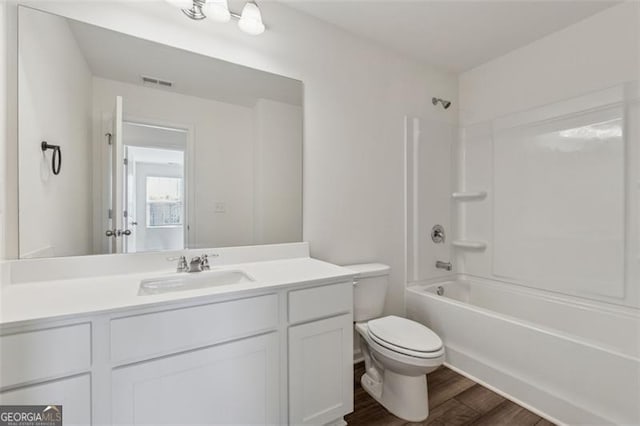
(360, 369, 429, 422)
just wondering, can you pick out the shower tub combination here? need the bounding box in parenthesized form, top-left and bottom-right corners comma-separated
(406, 278, 640, 425)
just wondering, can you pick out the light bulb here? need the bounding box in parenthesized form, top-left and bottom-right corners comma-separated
(165, 0, 194, 9)
(238, 1, 265, 35)
(205, 0, 231, 23)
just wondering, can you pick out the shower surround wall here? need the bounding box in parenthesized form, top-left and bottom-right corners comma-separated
(438, 4, 640, 421)
(456, 1, 640, 308)
(404, 3, 639, 424)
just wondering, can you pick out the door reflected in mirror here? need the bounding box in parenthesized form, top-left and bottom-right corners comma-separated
(18, 6, 303, 258)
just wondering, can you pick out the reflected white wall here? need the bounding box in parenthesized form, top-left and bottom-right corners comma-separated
(18, 7, 93, 258)
(253, 99, 303, 245)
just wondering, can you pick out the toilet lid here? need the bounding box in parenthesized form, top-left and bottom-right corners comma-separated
(367, 315, 443, 354)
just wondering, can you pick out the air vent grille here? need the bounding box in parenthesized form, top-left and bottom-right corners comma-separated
(141, 75, 173, 88)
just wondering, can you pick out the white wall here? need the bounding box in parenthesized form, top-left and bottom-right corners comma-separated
(18, 6, 93, 258)
(457, 2, 640, 308)
(5, 0, 458, 315)
(92, 77, 256, 249)
(0, 1, 6, 260)
(459, 2, 639, 126)
(253, 98, 302, 245)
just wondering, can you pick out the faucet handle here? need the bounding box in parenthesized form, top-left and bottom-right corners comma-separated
(167, 255, 188, 272)
(201, 254, 210, 271)
(201, 253, 219, 271)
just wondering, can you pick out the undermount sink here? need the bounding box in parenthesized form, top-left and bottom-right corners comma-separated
(138, 269, 255, 295)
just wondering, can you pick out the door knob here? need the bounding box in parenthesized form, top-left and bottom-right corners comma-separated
(122, 229, 132, 236)
(105, 229, 116, 237)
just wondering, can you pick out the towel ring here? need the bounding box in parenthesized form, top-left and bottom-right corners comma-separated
(41, 141, 62, 175)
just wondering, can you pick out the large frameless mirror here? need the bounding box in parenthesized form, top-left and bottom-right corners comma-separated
(18, 6, 303, 258)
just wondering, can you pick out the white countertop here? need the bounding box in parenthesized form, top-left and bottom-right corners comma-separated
(0, 257, 355, 326)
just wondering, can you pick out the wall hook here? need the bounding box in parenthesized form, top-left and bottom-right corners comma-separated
(41, 141, 62, 175)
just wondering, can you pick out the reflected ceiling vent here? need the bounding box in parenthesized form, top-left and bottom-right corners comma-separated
(141, 75, 173, 88)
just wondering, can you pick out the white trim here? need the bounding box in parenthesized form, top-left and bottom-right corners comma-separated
(122, 115, 195, 251)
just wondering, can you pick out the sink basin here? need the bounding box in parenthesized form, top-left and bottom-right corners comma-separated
(138, 270, 254, 295)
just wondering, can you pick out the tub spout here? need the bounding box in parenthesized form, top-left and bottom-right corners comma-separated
(435, 261, 452, 271)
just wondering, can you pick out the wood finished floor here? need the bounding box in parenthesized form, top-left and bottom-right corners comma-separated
(345, 363, 555, 426)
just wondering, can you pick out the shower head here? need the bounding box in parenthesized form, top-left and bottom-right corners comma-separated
(432, 97, 452, 109)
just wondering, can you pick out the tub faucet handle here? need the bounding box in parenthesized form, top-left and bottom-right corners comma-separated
(431, 225, 446, 244)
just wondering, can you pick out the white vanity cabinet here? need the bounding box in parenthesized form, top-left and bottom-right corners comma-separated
(0, 376, 92, 425)
(112, 333, 280, 425)
(288, 282, 354, 425)
(109, 294, 281, 425)
(0, 324, 93, 425)
(0, 276, 354, 426)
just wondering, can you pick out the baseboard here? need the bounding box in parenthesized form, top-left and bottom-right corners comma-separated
(444, 346, 611, 426)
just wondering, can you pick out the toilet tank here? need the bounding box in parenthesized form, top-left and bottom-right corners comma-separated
(344, 263, 391, 322)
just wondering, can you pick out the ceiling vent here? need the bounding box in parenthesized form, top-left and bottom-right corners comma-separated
(141, 75, 173, 88)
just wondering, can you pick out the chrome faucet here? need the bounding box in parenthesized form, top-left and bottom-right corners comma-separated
(169, 253, 220, 273)
(189, 256, 203, 273)
(435, 261, 452, 271)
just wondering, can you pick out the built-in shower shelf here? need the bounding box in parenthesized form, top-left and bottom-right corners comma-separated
(451, 191, 487, 201)
(452, 240, 487, 250)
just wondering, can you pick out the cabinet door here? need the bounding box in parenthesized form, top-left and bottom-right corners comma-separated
(112, 332, 279, 425)
(289, 314, 353, 425)
(0, 374, 91, 426)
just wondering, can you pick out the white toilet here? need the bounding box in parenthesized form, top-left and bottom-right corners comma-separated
(345, 263, 445, 422)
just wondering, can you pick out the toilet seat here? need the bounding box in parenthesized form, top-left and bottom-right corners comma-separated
(367, 316, 443, 358)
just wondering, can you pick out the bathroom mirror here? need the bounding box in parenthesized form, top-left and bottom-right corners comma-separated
(17, 6, 303, 258)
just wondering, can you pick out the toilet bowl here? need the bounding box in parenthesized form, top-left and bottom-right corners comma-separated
(356, 316, 444, 421)
(345, 264, 445, 422)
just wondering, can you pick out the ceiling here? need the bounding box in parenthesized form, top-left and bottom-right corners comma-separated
(67, 17, 302, 107)
(281, 0, 620, 72)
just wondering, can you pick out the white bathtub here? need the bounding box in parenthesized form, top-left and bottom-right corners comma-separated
(406, 278, 640, 425)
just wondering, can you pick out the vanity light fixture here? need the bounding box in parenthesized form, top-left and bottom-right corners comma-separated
(237, 1, 266, 35)
(167, 0, 265, 35)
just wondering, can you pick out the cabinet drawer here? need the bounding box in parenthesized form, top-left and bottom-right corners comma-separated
(0, 374, 91, 425)
(289, 282, 352, 324)
(111, 294, 278, 364)
(0, 324, 91, 388)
